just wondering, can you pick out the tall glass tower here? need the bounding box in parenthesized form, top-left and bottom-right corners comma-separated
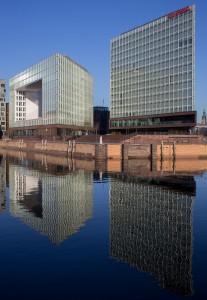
(9, 53, 93, 138)
(110, 6, 196, 134)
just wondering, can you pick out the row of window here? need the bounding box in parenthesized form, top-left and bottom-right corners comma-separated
(112, 109, 193, 117)
(111, 108, 193, 118)
(111, 32, 193, 56)
(112, 55, 192, 71)
(112, 68, 192, 80)
(112, 72, 192, 84)
(112, 95, 193, 103)
(16, 102, 26, 106)
(112, 86, 193, 95)
(112, 98, 193, 107)
(111, 61, 193, 74)
(16, 107, 26, 111)
(112, 74, 192, 85)
(16, 96, 25, 100)
(112, 97, 193, 105)
(115, 29, 192, 50)
(112, 88, 192, 96)
(16, 91, 26, 95)
(111, 10, 193, 46)
(110, 112, 194, 127)
(16, 113, 26, 116)
(112, 97, 193, 107)
(111, 92, 193, 102)
(112, 41, 192, 60)
(111, 42, 192, 64)
(111, 58, 192, 72)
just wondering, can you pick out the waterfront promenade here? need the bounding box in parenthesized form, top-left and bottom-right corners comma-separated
(0, 134, 207, 162)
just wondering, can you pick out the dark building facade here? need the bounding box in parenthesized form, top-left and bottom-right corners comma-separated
(93, 106, 110, 135)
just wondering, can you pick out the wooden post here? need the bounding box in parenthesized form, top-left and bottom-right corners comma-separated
(68, 140, 71, 156)
(161, 141, 163, 161)
(44, 140, 47, 151)
(72, 140, 75, 158)
(173, 141, 176, 160)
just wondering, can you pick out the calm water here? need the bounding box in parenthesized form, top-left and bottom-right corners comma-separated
(0, 153, 206, 300)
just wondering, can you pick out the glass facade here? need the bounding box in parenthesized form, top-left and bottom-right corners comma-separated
(9, 165, 93, 244)
(9, 53, 93, 130)
(110, 6, 195, 128)
(0, 79, 6, 132)
(110, 174, 194, 296)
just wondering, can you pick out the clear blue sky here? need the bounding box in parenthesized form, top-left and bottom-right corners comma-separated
(1, 0, 206, 121)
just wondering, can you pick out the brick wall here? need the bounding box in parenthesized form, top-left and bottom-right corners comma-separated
(175, 144, 207, 158)
(107, 160, 122, 172)
(74, 143, 96, 159)
(124, 144, 151, 159)
(156, 143, 207, 159)
(154, 158, 207, 173)
(1, 140, 207, 160)
(123, 159, 151, 173)
(125, 134, 204, 144)
(107, 144, 122, 159)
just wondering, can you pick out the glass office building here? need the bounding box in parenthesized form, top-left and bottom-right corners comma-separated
(9, 53, 93, 137)
(110, 6, 196, 133)
(0, 79, 6, 133)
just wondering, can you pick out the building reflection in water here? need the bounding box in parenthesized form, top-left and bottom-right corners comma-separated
(0, 155, 6, 212)
(9, 164, 93, 244)
(110, 174, 195, 296)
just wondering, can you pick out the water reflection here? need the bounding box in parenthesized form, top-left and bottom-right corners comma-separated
(0, 154, 6, 212)
(1, 150, 204, 297)
(9, 163, 93, 244)
(110, 174, 195, 296)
